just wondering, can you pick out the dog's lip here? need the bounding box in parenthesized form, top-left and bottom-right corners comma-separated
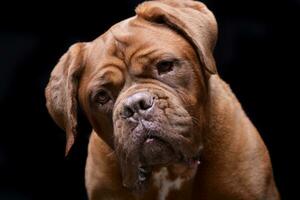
(142, 133, 202, 166)
(140, 132, 180, 169)
(141, 131, 197, 164)
(144, 134, 164, 144)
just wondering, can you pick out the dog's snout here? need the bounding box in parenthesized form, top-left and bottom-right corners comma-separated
(122, 92, 154, 119)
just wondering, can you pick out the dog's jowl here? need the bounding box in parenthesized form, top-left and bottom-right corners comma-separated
(45, 0, 280, 199)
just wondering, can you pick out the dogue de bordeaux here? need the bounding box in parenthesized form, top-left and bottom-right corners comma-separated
(45, 0, 280, 199)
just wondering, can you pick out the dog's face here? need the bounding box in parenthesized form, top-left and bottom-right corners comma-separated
(45, 0, 218, 191)
(79, 17, 207, 189)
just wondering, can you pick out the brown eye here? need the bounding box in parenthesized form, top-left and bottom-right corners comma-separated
(156, 60, 175, 75)
(95, 89, 111, 105)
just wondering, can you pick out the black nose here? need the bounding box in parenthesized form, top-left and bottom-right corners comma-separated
(122, 92, 154, 119)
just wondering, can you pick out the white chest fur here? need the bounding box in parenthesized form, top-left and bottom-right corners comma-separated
(153, 167, 185, 200)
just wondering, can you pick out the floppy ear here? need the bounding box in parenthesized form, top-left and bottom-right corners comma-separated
(136, 0, 218, 75)
(45, 43, 86, 156)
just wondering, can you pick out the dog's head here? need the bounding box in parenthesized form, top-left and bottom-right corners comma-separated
(45, 0, 217, 191)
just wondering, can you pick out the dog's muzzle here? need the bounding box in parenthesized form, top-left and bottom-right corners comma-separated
(113, 89, 199, 191)
(121, 91, 176, 164)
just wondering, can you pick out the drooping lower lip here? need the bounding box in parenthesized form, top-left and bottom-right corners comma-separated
(141, 135, 176, 167)
(145, 137, 155, 144)
(144, 135, 164, 144)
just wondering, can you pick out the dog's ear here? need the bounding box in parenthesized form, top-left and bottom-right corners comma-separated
(45, 43, 86, 156)
(136, 0, 218, 75)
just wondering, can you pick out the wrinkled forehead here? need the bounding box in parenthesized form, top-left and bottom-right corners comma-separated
(84, 16, 196, 76)
(109, 16, 189, 53)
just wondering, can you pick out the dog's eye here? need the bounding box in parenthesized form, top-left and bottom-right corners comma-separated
(156, 60, 175, 75)
(95, 89, 111, 105)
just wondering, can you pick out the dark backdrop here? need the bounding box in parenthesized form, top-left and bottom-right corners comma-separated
(0, 0, 298, 199)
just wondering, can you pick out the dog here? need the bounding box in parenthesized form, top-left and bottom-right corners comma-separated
(45, 0, 280, 199)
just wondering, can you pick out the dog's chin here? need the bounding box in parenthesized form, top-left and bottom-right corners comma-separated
(117, 131, 200, 193)
(122, 136, 180, 194)
(141, 135, 179, 166)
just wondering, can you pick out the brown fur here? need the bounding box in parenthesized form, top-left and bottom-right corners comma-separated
(45, 0, 280, 199)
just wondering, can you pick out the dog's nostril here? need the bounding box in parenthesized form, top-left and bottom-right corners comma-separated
(123, 106, 134, 118)
(139, 98, 153, 110)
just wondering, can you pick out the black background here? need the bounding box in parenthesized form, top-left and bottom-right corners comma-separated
(0, 0, 298, 199)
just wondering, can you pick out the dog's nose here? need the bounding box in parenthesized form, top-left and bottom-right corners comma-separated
(122, 92, 154, 119)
